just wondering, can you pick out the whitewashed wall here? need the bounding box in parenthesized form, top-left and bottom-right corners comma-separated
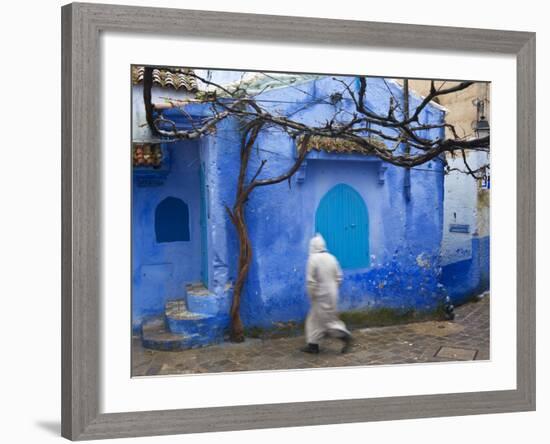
(441, 150, 490, 266)
(132, 85, 194, 143)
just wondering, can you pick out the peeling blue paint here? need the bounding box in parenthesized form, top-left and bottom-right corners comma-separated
(441, 235, 490, 305)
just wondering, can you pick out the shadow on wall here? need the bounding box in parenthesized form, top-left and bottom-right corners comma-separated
(441, 235, 490, 305)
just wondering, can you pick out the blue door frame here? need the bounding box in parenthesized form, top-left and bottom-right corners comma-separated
(199, 165, 209, 288)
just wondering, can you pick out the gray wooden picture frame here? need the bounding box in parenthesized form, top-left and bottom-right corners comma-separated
(61, 2, 536, 440)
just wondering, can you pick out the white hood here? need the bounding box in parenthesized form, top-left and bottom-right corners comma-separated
(309, 234, 327, 254)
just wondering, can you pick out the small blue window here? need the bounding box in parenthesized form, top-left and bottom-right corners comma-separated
(155, 197, 190, 243)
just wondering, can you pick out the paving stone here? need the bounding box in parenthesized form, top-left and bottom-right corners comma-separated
(133, 295, 490, 376)
(435, 346, 478, 360)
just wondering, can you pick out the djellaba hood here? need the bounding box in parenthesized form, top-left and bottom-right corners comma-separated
(309, 234, 328, 254)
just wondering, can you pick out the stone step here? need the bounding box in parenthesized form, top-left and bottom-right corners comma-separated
(141, 317, 191, 351)
(186, 282, 209, 296)
(185, 282, 231, 316)
(165, 299, 229, 343)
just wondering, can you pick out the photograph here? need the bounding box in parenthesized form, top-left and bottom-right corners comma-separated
(130, 65, 491, 377)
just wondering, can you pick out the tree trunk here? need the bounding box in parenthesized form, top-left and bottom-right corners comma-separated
(226, 130, 310, 342)
(228, 202, 251, 342)
(226, 122, 261, 342)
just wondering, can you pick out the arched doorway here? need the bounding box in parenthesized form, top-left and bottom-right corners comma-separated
(315, 183, 370, 269)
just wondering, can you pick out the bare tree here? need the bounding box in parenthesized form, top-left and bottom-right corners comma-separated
(141, 67, 490, 342)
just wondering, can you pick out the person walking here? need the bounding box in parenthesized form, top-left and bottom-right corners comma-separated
(301, 234, 352, 354)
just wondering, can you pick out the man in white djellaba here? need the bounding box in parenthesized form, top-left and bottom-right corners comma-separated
(301, 234, 352, 354)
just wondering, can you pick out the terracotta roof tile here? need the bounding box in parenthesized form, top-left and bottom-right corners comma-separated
(132, 66, 198, 91)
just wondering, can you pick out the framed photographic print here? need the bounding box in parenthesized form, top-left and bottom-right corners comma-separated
(61, 2, 535, 440)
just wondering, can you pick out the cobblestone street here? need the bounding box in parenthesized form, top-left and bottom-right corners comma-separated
(132, 295, 490, 377)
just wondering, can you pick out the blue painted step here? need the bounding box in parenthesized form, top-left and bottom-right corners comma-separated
(140, 298, 231, 351)
(185, 282, 231, 316)
(165, 300, 230, 347)
(141, 316, 190, 351)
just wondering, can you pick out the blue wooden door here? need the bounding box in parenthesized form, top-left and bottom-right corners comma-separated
(315, 184, 369, 269)
(199, 166, 209, 288)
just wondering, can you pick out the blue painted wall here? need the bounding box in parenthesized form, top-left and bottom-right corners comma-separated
(132, 140, 204, 326)
(132, 75, 452, 331)
(441, 235, 490, 305)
